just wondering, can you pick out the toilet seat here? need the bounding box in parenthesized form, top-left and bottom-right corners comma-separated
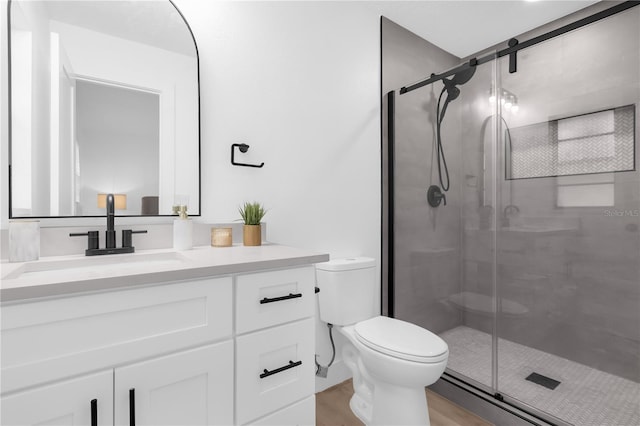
(354, 316, 448, 363)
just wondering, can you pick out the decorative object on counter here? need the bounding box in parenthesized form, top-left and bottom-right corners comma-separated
(231, 143, 264, 168)
(211, 227, 233, 247)
(8, 220, 40, 262)
(238, 202, 267, 246)
(173, 204, 193, 250)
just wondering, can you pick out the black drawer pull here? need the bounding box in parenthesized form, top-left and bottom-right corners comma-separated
(260, 293, 302, 304)
(91, 399, 97, 426)
(129, 388, 135, 426)
(259, 360, 302, 379)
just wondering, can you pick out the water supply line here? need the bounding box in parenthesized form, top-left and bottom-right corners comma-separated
(315, 323, 336, 378)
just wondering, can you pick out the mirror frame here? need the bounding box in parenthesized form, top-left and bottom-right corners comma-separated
(7, 0, 202, 219)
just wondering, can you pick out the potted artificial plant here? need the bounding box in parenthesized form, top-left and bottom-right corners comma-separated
(238, 202, 267, 246)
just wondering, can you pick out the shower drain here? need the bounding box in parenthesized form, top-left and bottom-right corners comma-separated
(525, 372, 561, 390)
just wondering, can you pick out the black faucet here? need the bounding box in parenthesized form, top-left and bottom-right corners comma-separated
(70, 193, 147, 256)
(106, 193, 116, 249)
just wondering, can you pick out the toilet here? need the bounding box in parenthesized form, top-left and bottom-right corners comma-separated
(316, 257, 449, 426)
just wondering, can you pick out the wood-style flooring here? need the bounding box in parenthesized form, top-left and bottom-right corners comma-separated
(316, 379, 493, 426)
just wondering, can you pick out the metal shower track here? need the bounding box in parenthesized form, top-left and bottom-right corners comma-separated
(399, 0, 640, 95)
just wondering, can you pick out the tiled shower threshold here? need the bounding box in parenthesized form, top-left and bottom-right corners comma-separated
(440, 326, 640, 426)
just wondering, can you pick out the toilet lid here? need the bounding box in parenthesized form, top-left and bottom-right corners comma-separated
(354, 316, 448, 363)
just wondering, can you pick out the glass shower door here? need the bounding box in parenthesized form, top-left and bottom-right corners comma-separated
(437, 58, 500, 394)
(392, 57, 500, 395)
(494, 7, 640, 425)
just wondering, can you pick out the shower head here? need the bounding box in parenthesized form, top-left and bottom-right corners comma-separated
(442, 66, 477, 102)
(451, 66, 476, 86)
(442, 79, 461, 101)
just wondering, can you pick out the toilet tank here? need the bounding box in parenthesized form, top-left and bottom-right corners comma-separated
(316, 257, 377, 326)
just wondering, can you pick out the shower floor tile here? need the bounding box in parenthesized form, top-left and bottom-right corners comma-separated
(440, 326, 640, 426)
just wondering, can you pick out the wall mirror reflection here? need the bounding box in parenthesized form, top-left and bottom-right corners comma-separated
(8, 0, 201, 218)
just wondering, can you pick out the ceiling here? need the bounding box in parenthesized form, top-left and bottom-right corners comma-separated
(371, 0, 600, 58)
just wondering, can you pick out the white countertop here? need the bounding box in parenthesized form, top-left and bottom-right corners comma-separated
(1, 244, 329, 302)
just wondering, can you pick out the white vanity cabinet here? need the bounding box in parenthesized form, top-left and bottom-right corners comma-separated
(235, 267, 316, 425)
(1, 277, 234, 426)
(2, 344, 233, 426)
(1, 247, 326, 426)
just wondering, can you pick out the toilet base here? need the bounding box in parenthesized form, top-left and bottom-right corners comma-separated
(370, 381, 430, 426)
(349, 379, 432, 425)
(349, 392, 372, 425)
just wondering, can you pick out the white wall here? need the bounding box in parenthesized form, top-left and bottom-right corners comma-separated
(176, 1, 381, 249)
(173, 0, 382, 389)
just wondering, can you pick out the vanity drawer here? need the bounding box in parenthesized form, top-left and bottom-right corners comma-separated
(235, 266, 315, 334)
(235, 318, 314, 425)
(247, 395, 315, 426)
(1, 277, 232, 394)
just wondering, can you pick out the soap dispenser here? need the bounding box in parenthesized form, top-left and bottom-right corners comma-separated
(173, 205, 193, 250)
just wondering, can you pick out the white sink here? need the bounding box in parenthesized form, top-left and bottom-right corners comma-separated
(2, 251, 188, 281)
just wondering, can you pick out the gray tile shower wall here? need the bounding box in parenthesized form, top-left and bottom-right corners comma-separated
(381, 17, 462, 333)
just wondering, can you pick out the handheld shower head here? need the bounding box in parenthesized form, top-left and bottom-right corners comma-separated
(442, 79, 461, 101)
(442, 66, 477, 102)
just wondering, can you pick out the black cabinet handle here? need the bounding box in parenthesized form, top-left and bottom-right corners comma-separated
(260, 293, 302, 304)
(91, 399, 97, 426)
(259, 360, 302, 379)
(129, 388, 135, 426)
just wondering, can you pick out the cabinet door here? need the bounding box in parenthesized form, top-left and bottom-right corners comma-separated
(1, 370, 113, 426)
(114, 342, 233, 426)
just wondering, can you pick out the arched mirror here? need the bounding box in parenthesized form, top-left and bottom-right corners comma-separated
(8, 0, 200, 218)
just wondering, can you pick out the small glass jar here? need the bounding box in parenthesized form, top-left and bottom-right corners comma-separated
(9, 220, 40, 262)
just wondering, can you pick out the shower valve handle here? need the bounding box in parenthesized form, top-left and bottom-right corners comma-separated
(427, 185, 446, 207)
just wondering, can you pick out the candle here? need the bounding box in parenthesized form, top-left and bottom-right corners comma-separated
(211, 227, 232, 247)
